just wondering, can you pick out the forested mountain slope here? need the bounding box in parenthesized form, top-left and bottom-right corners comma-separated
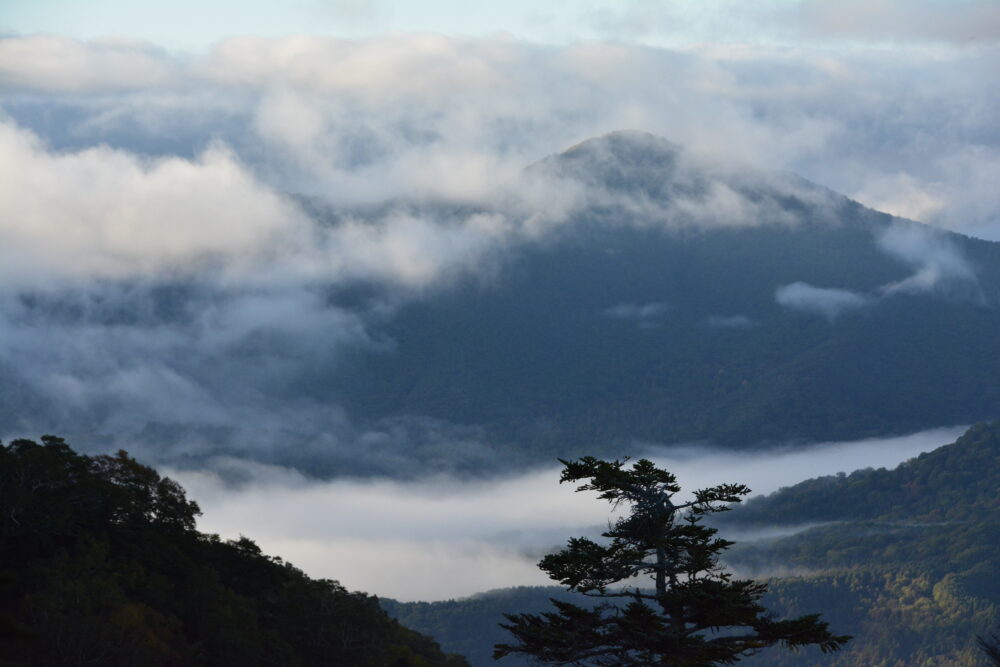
(0, 437, 468, 666)
(386, 422, 1000, 666)
(333, 132, 1000, 453)
(728, 421, 1000, 665)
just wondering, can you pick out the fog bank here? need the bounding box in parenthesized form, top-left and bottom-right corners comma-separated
(170, 426, 965, 601)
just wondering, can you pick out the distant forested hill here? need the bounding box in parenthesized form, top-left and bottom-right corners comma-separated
(382, 587, 590, 667)
(0, 437, 468, 666)
(385, 422, 1000, 666)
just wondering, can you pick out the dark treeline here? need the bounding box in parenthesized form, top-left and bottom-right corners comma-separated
(0, 436, 468, 667)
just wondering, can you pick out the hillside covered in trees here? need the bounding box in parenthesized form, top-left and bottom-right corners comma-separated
(0, 436, 468, 666)
(726, 421, 1000, 665)
(385, 422, 1000, 666)
(326, 134, 1000, 458)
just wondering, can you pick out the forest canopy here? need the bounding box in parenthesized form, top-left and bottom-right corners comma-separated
(0, 436, 468, 667)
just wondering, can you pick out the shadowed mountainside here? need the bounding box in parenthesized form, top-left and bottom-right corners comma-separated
(333, 133, 1000, 455)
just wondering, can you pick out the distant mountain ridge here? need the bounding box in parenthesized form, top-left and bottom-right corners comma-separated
(330, 132, 1000, 457)
(4, 131, 1000, 472)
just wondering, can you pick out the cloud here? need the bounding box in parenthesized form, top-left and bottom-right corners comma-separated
(776, 221, 982, 318)
(0, 121, 531, 471)
(0, 36, 181, 93)
(775, 282, 871, 320)
(852, 151, 1000, 242)
(853, 172, 946, 223)
(603, 301, 668, 323)
(0, 270, 544, 477)
(318, 210, 512, 287)
(0, 121, 313, 285)
(0, 119, 522, 289)
(529, 130, 841, 231)
(0, 286, 371, 443)
(168, 425, 965, 600)
(2, 35, 999, 238)
(877, 223, 980, 297)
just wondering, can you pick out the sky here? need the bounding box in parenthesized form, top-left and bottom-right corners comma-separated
(7, 0, 996, 51)
(2, 0, 999, 600)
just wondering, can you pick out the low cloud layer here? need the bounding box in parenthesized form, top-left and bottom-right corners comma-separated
(170, 426, 965, 601)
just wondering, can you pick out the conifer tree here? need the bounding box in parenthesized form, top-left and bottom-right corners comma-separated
(495, 456, 850, 666)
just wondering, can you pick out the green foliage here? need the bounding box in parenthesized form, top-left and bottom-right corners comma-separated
(389, 424, 1000, 666)
(725, 421, 1000, 527)
(494, 457, 849, 666)
(721, 421, 1000, 666)
(0, 436, 468, 666)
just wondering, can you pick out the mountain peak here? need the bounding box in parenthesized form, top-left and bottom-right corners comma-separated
(554, 130, 683, 175)
(561, 130, 682, 162)
(530, 129, 859, 232)
(527, 130, 689, 202)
